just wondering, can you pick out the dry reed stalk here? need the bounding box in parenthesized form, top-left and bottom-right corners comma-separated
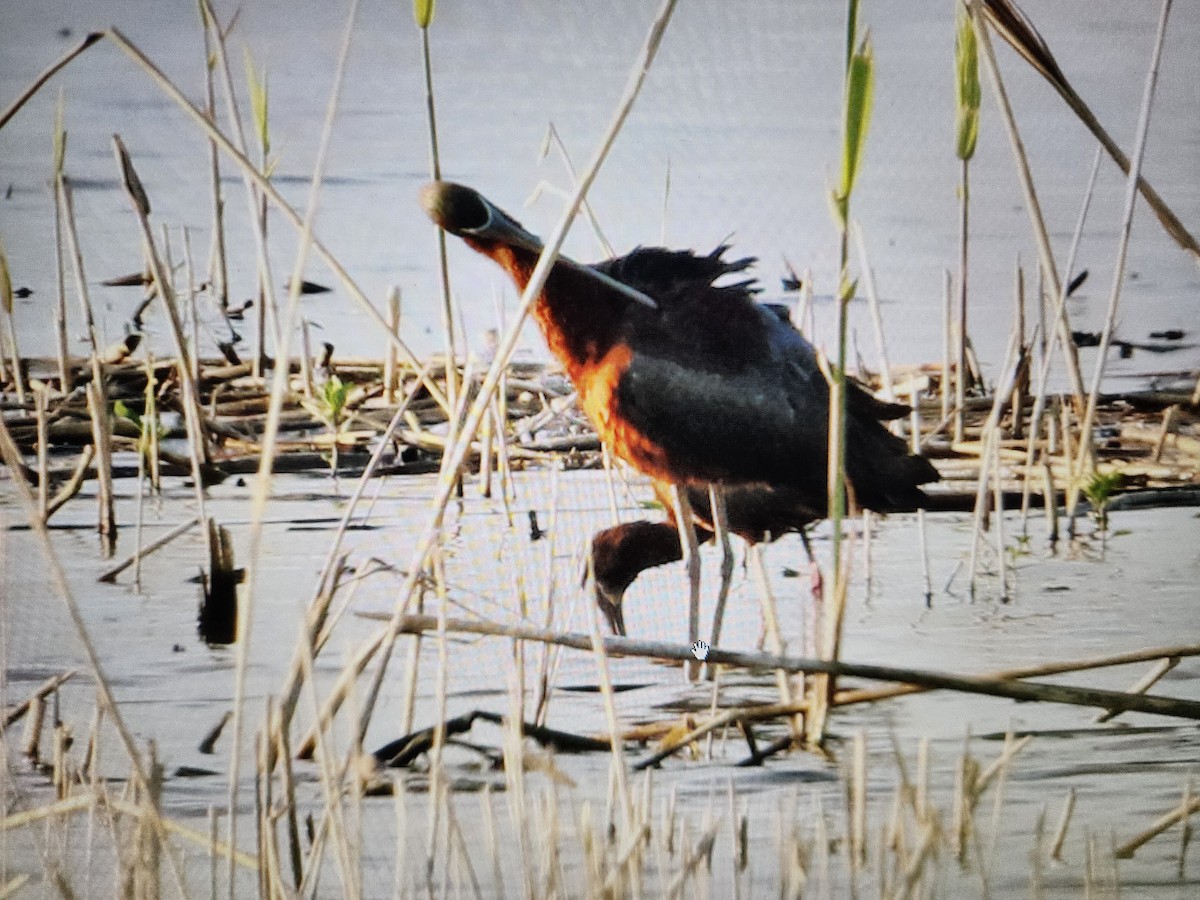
(383, 287, 400, 403)
(1068, 0, 1174, 517)
(57, 177, 114, 537)
(537, 123, 616, 258)
(1042, 458, 1059, 544)
(219, 6, 362, 890)
(372, 613, 1200, 720)
(0, 32, 102, 129)
(111, 137, 211, 483)
(415, 4, 458, 419)
(532, 462, 564, 726)
(1178, 779, 1194, 878)
(806, 535, 853, 747)
(84, 381, 116, 544)
(991, 429, 1009, 601)
(748, 543, 803, 743)
(424, 548, 452, 895)
(908, 380, 933, 605)
(971, 0, 1086, 408)
(966, 322, 1023, 597)
(1010, 264, 1027, 440)
(2, 671, 75, 731)
(942, 269, 953, 423)
(833, 642, 1200, 711)
(96, 516, 200, 584)
(20, 694, 44, 761)
(501, 667, 536, 900)
(34, 387, 49, 519)
(351, 0, 682, 748)
(853, 222, 894, 401)
(850, 730, 867, 869)
(197, 9, 228, 315)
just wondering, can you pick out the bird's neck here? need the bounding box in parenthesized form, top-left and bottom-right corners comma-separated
(478, 242, 624, 379)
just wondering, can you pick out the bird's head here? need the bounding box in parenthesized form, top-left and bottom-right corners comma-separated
(420, 180, 658, 310)
(420, 181, 543, 255)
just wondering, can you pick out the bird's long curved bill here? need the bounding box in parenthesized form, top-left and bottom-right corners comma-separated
(421, 181, 657, 309)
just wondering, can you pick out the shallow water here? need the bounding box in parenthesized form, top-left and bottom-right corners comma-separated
(3, 467, 1200, 895)
(3, 0, 1200, 895)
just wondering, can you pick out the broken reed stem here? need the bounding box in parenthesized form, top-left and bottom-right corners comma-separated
(0, 31, 103, 130)
(35, 388, 49, 519)
(94, 516, 200, 583)
(1069, 0, 1173, 515)
(383, 286, 400, 403)
(111, 137, 211, 488)
(2, 671, 76, 730)
(1115, 793, 1200, 859)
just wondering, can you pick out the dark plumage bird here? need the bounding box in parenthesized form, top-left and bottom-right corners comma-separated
(421, 182, 940, 628)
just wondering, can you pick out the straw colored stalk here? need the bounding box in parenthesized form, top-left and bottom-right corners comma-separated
(967, 320, 1023, 598)
(970, 0, 1086, 409)
(1068, 0, 1174, 519)
(197, 1, 283, 378)
(1115, 792, 1200, 859)
(224, 3, 361, 888)
(196, 6, 229, 313)
(414, 0, 459, 414)
(349, 0, 681, 746)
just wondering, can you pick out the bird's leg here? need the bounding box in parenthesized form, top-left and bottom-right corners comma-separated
(800, 527, 823, 604)
(670, 484, 702, 681)
(799, 527, 822, 658)
(705, 483, 733, 672)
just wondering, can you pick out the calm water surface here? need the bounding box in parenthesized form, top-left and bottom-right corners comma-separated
(3, 2, 1200, 895)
